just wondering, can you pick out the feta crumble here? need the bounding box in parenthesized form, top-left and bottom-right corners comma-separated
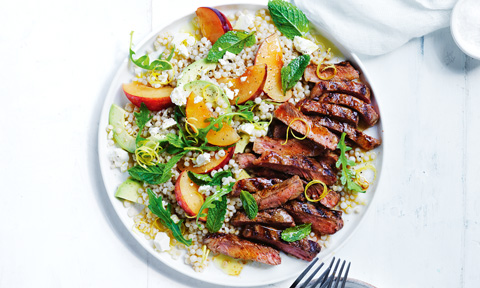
(170, 86, 189, 106)
(233, 13, 254, 31)
(195, 153, 211, 167)
(293, 36, 318, 55)
(153, 232, 171, 252)
(161, 118, 177, 130)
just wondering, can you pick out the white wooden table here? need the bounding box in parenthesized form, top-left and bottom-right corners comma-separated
(1, 0, 479, 287)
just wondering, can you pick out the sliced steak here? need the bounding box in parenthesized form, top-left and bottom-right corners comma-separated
(314, 116, 381, 151)
(274, 103, 338, 150)
(316, 151, 339, 168)
(231, 208, 295, 229)
(253, 136, 326, 157)
(304, 62, 359, 82)
(319, 93, 379, 126)
(298, 99, 359, 127)
(297, 180, 341, 209)
(232, 177, 283, 197)
(311, 80, 371, 103)
(234, 153, 257, 169)
(249, 168, 290, 180)
(253, 151, 337, 185)
(253, 175, 304, 210)
(271, 122, 288, 139)
(242, 225, 321, 262)
(284, 201, 344, 235)
(203, 233, 281, 265)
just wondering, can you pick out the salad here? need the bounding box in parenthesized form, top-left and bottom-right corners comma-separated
(106, 0, 381, 275)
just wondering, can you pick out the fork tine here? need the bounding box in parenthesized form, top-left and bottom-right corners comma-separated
(332, 260, 346, 288)
(311, 257, 335, 288)
(320, 258, 341, 288)
(298, 262, 324, 288)
(289, 257, 319, 288)
(340, 262, 351, 288)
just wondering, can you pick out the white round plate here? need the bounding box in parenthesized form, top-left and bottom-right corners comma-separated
(98, 4, 384, 287)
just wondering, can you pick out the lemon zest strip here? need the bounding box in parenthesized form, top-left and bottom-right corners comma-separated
(304, 180, 329, 202)
(316, 63, 337, 80)
(282, 118, 310, 145)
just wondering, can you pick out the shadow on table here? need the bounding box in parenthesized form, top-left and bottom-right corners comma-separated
(86, 62, 280, 288)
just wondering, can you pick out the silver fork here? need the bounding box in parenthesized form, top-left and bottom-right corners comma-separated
(290, 257, 351, 288)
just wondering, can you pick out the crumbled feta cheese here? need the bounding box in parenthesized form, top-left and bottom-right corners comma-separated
(240, 76, 247, 82)
(153, 232, 171, 252)
(194, 95, 203, 104)
(195, 153, 211, 167)
(170, 87, 188, 106)
(224, 87, 235, 100)
(161, 118, 177, 130)
(233, 13, 254, 31)
(224, 51, 236, 60)
(149, 127, 160, 135)
(239, 123, 255, 135)
(172, 32, 196, 47)
(170, 214, 180, 224)
(293, 36, 318, 55)
(113, 148, 129, 163)
(177, 44, 189, 57)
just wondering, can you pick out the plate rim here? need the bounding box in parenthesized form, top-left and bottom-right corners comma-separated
(97, 3, 385, 287)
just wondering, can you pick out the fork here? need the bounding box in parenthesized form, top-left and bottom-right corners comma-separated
(290, 257, 351, 288)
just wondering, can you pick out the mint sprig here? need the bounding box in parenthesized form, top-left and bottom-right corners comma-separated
(281, 223, 311, 242)
(281, 54, 310, 94)
(268, 0, 309, 40)
(207, 31, 256, 62)
(240, 191, 258, 220)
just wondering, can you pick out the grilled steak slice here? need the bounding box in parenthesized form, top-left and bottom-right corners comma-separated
(242, 225, 321, 261)
(231, 208, 295, 229)
(271, 122, 288, 139)
(284, 201, 343, 235)
(249, 168, 290, 179)
(204, 233, 281, 265)
(298, 99, 359, 127)
(304, 62, 359, 82)
(231, 177, 283, 197)
(311, 80, 371, 103)
(319, 93, 379, 126)
(274, 103, 338, 150)
(316, 151, 339, 168)
(297, 180, 341, 209)
(253, 136, 326, 157)
(253, 151, 337, 185)
(314, 116, 381, 151)
(235, 153, 257, 169)
(253, 175, 304, 210)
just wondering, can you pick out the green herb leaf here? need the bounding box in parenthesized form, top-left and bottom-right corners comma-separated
(240, 190, 258, 219)
(129, 32, 173, 71)
(187, 171, 213, 186)
(134, 103, 153, 146)
(336, 133, 365, 193)
(206, 31, 256, 62)
(281, 54, 310, 94)
(281, 223, 311, 242)
(146, 189, 192, 246)
(206, 195, 228, 233)
(128, 151, 187, 184)
(196, 182, 235, 225)
(268, 0, 309, 40)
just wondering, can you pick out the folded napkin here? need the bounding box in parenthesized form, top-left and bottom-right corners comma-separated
(292, 0, 458, 55)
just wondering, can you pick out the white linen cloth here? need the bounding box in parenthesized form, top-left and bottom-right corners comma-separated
(292, 0, 458, 55)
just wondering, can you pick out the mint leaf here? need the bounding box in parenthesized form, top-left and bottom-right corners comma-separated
(128, 151, 187, 184)
(281, 223, 311, 242)
(240, 190, 258, 219)
(206, 31, 256, 62)
(336, 133, 365, 193)
(187, 171, 213, 186)
(281, 54, 310, 94)
(206, 195, 227, 233)
(147, 189, 192, 246)
(268, 0, 309, 39)
(134, 103, 153, 146)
